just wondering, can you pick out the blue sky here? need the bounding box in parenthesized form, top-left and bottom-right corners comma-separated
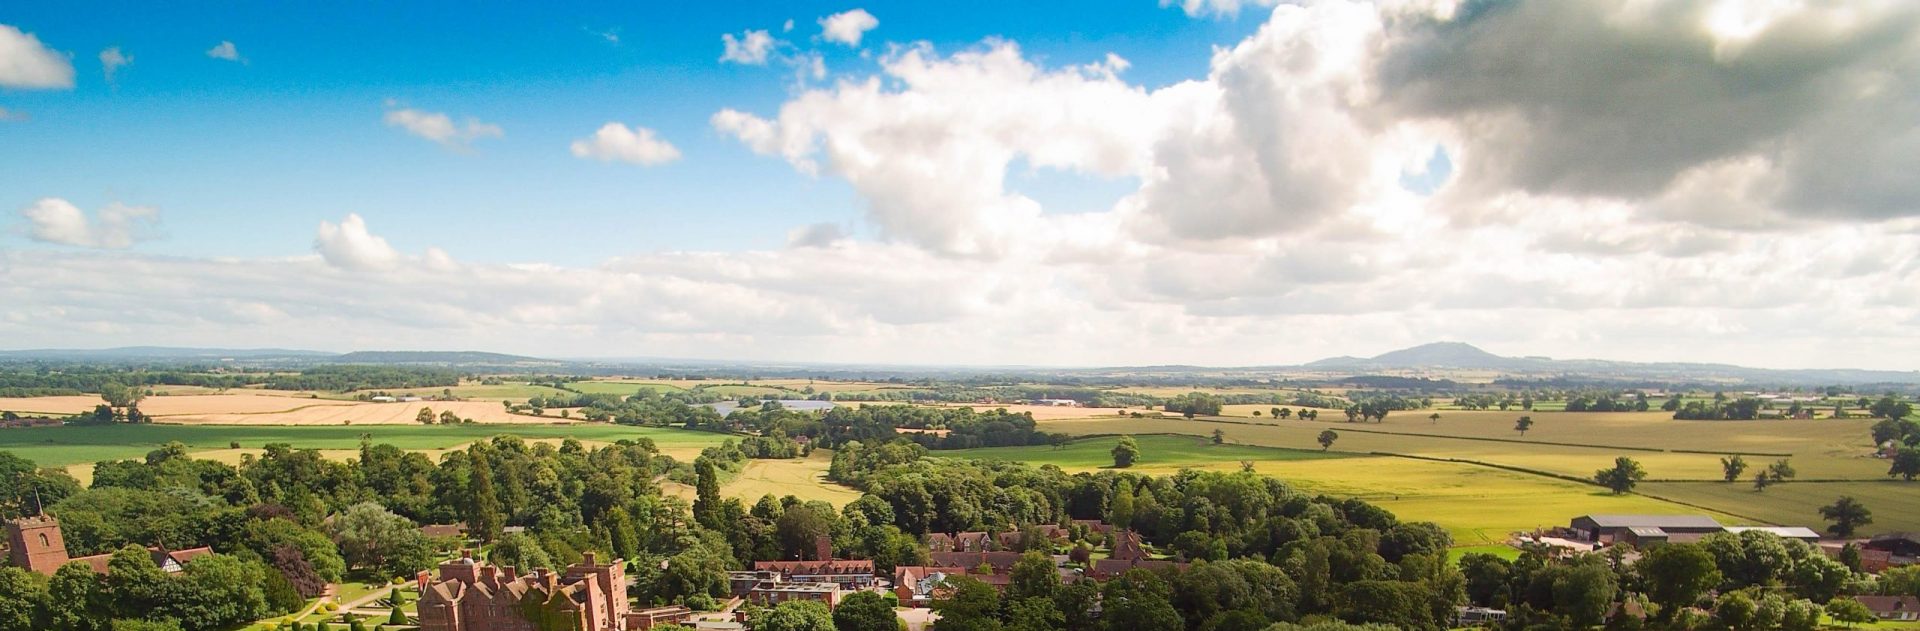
(2, 1, 1917, 369)
(1, 1, 1258, 264)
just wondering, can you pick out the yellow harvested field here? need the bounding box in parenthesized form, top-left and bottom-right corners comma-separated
(0, 393, 360, 416)
(663, 451, 861, 507)
(164, 400, 578, 425)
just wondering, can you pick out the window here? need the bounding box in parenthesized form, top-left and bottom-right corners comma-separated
(37, 533, 49, 548)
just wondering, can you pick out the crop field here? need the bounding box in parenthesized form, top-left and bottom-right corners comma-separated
(663, 450, 861, 507)
(0, 393, 357, 416)
(944, 435, 1722, 545)
(914, 403, 1133, 421)
(1032, 415, 1920, 536)
(0, 423, 731, 469)
(566, 380, 691, 395)
(1639, 480, 1920, 535)
(944, 434, 1350, 471)
(0, 394, 575, 426)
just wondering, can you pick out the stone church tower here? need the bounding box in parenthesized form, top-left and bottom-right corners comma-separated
(5, 515, 72, 575)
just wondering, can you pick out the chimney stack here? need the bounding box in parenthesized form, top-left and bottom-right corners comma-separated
(582, 551, 597, 567)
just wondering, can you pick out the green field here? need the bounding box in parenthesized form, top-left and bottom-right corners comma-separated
(0, 423, 732, 468)
(945, 434, 1724, 545)
(1035, 414, 1920, 538)
(1640, 480, 1920, 535)
(944, 434, 1351, 471)
(565, 381, 691, 395)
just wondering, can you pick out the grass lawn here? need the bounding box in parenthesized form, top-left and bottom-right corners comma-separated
(0, 423, 733, 468)
(1448, 545, 1522, 563)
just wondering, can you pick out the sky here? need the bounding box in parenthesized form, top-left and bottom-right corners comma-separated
(1, 0, 1918, 370)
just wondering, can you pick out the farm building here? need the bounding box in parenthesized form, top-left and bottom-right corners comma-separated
(1568, 515, 1725, 544)
(1867, 532, 1920, 558)
(1854, 596, 1920, 622)
(1725, 526, 1821, 543)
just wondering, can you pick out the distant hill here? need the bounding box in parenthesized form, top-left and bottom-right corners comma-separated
(328, 350, 557, 366)
(1307, 342, 1529, 370)
(0, 346, 333, 361)
(1306, 342, 1920, 385)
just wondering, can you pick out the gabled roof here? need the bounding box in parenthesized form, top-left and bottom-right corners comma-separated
(1725, 526, 1821, 539)
(1855, 595, 1920, 613)
(1576, 515, 1722, 529)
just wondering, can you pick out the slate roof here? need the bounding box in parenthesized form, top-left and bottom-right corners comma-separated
(1576, 515, 1723, 529)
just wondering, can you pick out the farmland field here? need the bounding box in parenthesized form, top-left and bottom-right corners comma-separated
(566, 380, 691, 395)
(1030, 415, 1920, 536)
(0, 394, 573, 426)
(663, 449, 861, 506)
(943, 435, 1727, 545)
(0, 422, 731, 468)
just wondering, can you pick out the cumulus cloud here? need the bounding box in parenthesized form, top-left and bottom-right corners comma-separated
(787, 223, 848, 248)
(314, 213, 401, 271)
(383, 105, 503, 149)
(14, 0, 1920, 370)
(1163, 0, 1278, 19)
(98, 47, 130, 83)
(19, 198, 160, 249)
(206, 41, 241, 62)
(819, 9, 879, 46)
(0, 24, 74, 89)
(721, 30, 776, 65)
(569, 122, 681, 166)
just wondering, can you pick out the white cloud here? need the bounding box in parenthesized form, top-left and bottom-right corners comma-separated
(206, 41, 241, 62)
(383, 105, 503, 149)
(569, 122, 681, 166)
(819, 9, 879, 47)
(98, 47, 130, 83)
(721, 30, 776, 65)
(19, 198, 160, 249)
(1163, 0, 1279, 19)
(0, 24, 74, 89)
(13, 0, 1920, 370)
(313, 213, 402, 271)
(0, 106, 26, 122)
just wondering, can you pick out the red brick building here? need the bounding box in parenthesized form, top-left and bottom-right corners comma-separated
(417, 550, 630, 631)
(5, 515, 211, 576)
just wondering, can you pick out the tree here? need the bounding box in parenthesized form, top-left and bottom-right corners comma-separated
(0, 566, 46, 631)
(488, 532, 554, 573)
(1211, 429, 1225, 445)
(1819, 496, 1873, 538)
(1720, 455, 1748, 483)
(752, 598, 837, 629)
(1514, 416, 1534, 436)
(693, 458, 723, 529)
(329, 501, 435, 576)
(833, 591, 897, 631)
(1008, 551, 1059, 602)
(1889, 447, 1920, 481)
(1317, 429, 1338, 451)
(415, 407, 435, 425)
(1594, 457, 1646, 494)
(1101, 569, 1182, 631)
(1428, 412, 1441, 424)
(932, 576, 1005, 631)
(1107, 480, 1134, 531)
(1638, 543, 1721, 622)
(465, 450, 503, 542)
(1755, 459, 1796, 491)
(1005, 597, 1064, 631)
(1111, 436, 1140, 468)
(1826, 599, 1875, 628)
(439, 410, 460, 425)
